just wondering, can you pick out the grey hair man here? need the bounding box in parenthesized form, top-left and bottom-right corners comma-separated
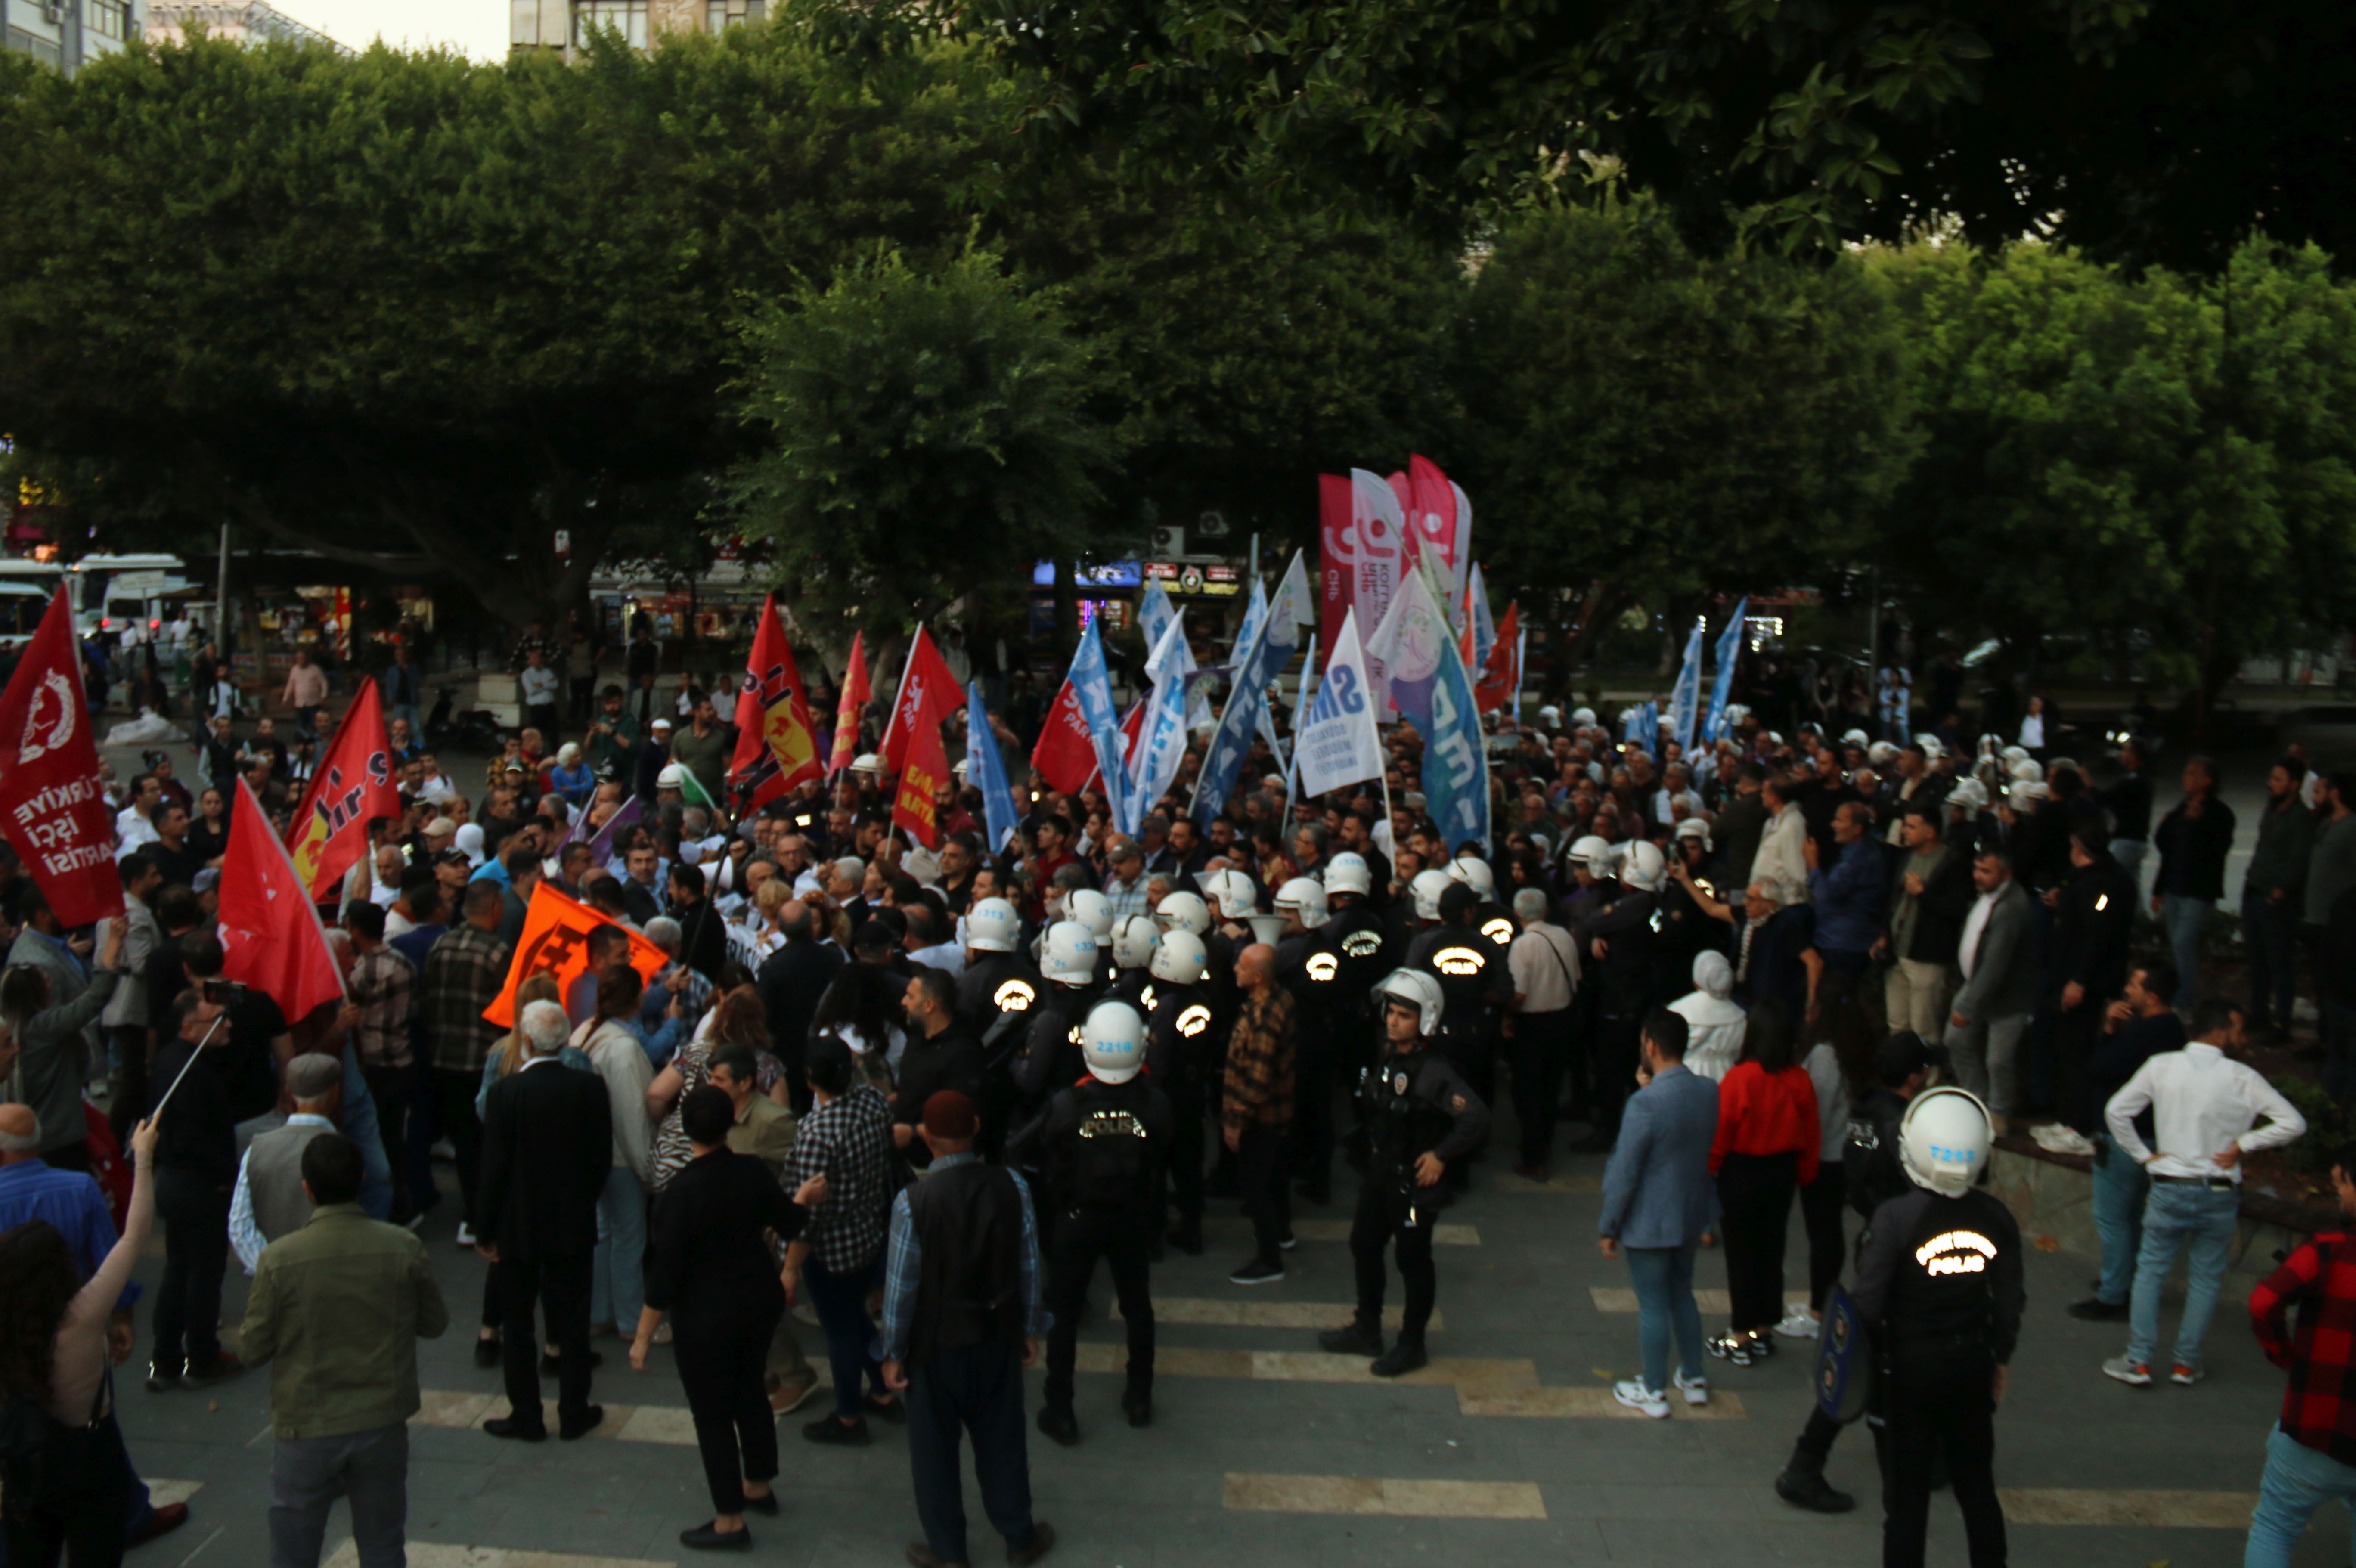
(230, 1053, 347, 1274)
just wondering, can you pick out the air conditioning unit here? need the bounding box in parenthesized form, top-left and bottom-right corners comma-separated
(1149, 525, 1187, 557)
(1195, 510, 1230, 539)
(42, 1, 65, 21)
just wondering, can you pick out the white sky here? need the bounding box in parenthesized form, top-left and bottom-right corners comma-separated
(277, 0, 508, 59)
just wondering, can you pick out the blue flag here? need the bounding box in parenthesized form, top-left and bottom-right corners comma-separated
(1420, 625, 1491, 855)
(1703, 597, 1748, 744)
(1666, 619, 1705, 754)
(966, 682, 1021, 855)
(1189, 595, 1294, 830)
(1625, 700, 1658, 757)
(1066, 616, 1133, 830)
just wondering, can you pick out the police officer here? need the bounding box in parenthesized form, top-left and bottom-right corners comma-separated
(1775, 1031, 1939, 1513)
(1573, 838, 1665, 1151)
(1010, 921, 1101, 1115)
(1447, 854, 1517, 951)
(955, 896, 1039, 1044)
(1020, 1000, 1173, 1446)
(1273, 877, 1339, 1205)
(1851, 1087, 2022, 1568)
(1063, 888, 1117, 987)
(1405, 881, 1511, 1116)
(1107, 914, 1159, 1010)
(1317, 852, 1393, 1096)
(1144, 930, 1215, 1254)
(1318, 970, 1490, 1378)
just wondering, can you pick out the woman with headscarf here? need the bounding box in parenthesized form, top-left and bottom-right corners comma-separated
(1670, 952, 1748, 1082)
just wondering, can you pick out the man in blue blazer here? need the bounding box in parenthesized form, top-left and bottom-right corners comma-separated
(1597, 1008, 1722, 1417)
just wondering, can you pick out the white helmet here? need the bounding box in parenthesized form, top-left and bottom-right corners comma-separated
(1409, 869, 1452, 922)
(1946, 778, 1989, 813)
(656, 763, 687, 790)
(1149, 928, 1206, 986)
(1572, 706, 1598, 728)
(1446, 855, 1495, 898)
(1205, 868, 1258, 919)
(1156, 890, 1211, 936)
(1110, 914, 1159, 970)
(1900, 1086, 1993, 1198)
(1066, 888, 1114, 939)
(851, 752, 881, 774)
(1568, 834, 1612, 871)
(1040, 921, 1098, 987)
(1840, 728, 1869, 749)
(1619, 840, 1667, 893)
(1673, 818, 1711, 852)
(2008, 757, 2044, 784)
(1867, 740, 1900, 767)
(2000, 744, 2028, 765)
(1324, 851, 1373, 898)
(1274, 877, 1328, 929)
(966, 897, 1021, 953)
(1372, 967, 1445, 1036)
(1081, 1001, 1147, 1085)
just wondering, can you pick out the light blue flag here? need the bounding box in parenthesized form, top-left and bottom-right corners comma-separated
(1703, 598, 1748, 744)
(1420, 625, 1491, 855)
(1468, 561, 1497, 672)
(1127, 614, 1194, 834)
(966, 682, 1021, 855)
(1666, 619, 1705, 754)
(1138, 573, 1212, 729)
(1189, 594, 1294, 830)
(1066, 616, 1133, 829)
(1625, 700, 1658, 757)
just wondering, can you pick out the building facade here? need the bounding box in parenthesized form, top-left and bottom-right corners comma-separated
(142, 1, 349, 51)
(511, 0, 766, 55)
(5, 0, 143, 75)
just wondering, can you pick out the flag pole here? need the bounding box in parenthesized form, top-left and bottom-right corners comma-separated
(149, 1013, 226, 1123)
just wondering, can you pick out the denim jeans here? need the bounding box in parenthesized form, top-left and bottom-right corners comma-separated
(2160, 895, 2211, 1011)
(2241, 891, 2302, 1032)
(2246, 1425, 2356, 1568)
(804, 1251, 888, 1422)
(2126, 1179, 2241, 1370)
(2088, 1137, 2148, 1307)
(590, 1164, 647, 1334)
(1626, 1242, 1705, 1393)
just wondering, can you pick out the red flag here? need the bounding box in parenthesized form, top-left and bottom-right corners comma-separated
(828, 632, 871, 778)
(1029, 676, 1097, 796)
(283, 677, 401, 901)
(1118, 697, 1148, 772)
(1476, 602, 1520, 713)
(219, 776, 345, 1023)
(1318, 472, 1355, 655)
(892, 712, 950, 848)
(1406, 454, 1460, 582)
(880, 626, 960, 774)
(729, 595, 823, 812)
(0, 589, 123, 926)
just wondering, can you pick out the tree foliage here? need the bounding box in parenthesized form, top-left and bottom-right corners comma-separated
(1456, 198, 1914, 650)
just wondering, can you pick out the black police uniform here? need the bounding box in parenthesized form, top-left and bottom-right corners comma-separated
(1275, 929, 1339, 1202)
(1197, 929, 1244, 1196)
(1109, 965, 1153, 1011)
(1145, 981, 1215, 1249)
(1851, 1184, 2024, 1568)
(1320, 901, 1392, 1086)
(1403, 919, 1512, 1112)
(1327, 1043, 1490, 1367)
(1472, 897, 1517, 953)
(1574, 884, 1659, 1141)
(956, 950, 1040, 1044)
(1023, 1072, 1174, 1432)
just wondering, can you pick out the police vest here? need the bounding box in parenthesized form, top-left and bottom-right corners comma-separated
(1147, 983, 1215, 1084)
(1068, 1081, 1157, 1214)
(1361, 1053, 1457, 1178)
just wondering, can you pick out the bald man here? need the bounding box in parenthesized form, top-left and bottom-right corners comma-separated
(755, 897, 845, 1109)
(1223, 944, 1298, 1285)
(0, 1103, 189, 1546)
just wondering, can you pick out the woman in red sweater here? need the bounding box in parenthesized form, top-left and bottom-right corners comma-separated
(1706, 999, 1818, 1365)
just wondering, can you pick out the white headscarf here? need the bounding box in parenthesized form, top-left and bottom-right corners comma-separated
(1671, 950, 1748, 1081)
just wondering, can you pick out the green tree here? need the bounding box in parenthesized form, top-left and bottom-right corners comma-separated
(725, 245, 1124, 653)
(1455, 198, 1913, 669)
(0, 30, 996, 628)
(1879, 236, 2356, 724)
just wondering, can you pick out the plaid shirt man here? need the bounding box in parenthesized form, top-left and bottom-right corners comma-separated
(349, 944, 418, 1070)
(781, 1082, 896, 1274)
(659, 962, 714, 1029)
(2251, 1229, 2356, 1466)
(420, 923, 512, 1072)
(873, 1152, 1048, 1365)
(1100, 872, 1148, 925)
(1222, 985, 1296, 1135)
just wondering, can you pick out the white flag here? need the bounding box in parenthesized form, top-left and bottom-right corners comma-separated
(1129, 611, 1194, 823)
(1296, 608, 1384, 799)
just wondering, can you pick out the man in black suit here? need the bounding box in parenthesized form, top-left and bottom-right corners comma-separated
(757, 899, 844, 1101)
(476, 998, 613, 1442)
(666, 863, 730, 983)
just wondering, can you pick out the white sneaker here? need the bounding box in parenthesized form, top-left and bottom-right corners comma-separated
(455, 1223, 476, 1248)
(1772, 1305, 1820, 1340)
(1673, 1369, 1709, 1405)
(2033, 1125, 2097, 1157)
(1613, 1379, 1670, 1419)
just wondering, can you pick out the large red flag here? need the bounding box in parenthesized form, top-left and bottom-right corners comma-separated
(880, 626, 960, 774)
(1475, 601, 1520, 713)
(0, 589, 123, 927)
(1318, 472, 1355, 656)
(219, 776, 345, 1023)
(828, 632, 871, 778)
(892, 713, 950, 848)
(284, 677, 400, 901)
(729, 595, 824, 813)
(1029, 676, 1097, 796)
(1406, 454, 1460, 586)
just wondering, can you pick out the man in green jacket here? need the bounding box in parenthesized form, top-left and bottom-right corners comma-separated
(240, 1131, 448, 1568)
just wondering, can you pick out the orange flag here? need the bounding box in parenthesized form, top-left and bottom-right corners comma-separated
(829, 631, 871, 778)
(729, 594, 822, 813)
(483, 880, 669, 1029)
(220, 777, 347, 1023)
(284, 677, 402, 900)
(892, 711, 950, 848)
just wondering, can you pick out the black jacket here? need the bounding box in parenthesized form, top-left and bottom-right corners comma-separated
(1887, 841, 1974, 966)
(2050, 855, 2139, 998)
(894, 1024, 988, 1134)
(1852, 1186, 2026, 1364)
(477, 1060, 612, 1262)
(758, 936, 846, 1070)
(645, 1147, 803, 1325)
(2153, 795, 2238, 903)
(671, 896, 730, 983)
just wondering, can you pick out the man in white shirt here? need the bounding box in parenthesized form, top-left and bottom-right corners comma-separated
(1505, 887, 1581, 1180)
(2101, 997, 2306, 1388)
(115, 775, 164, 856)
(1748, 775, 1810, 908)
